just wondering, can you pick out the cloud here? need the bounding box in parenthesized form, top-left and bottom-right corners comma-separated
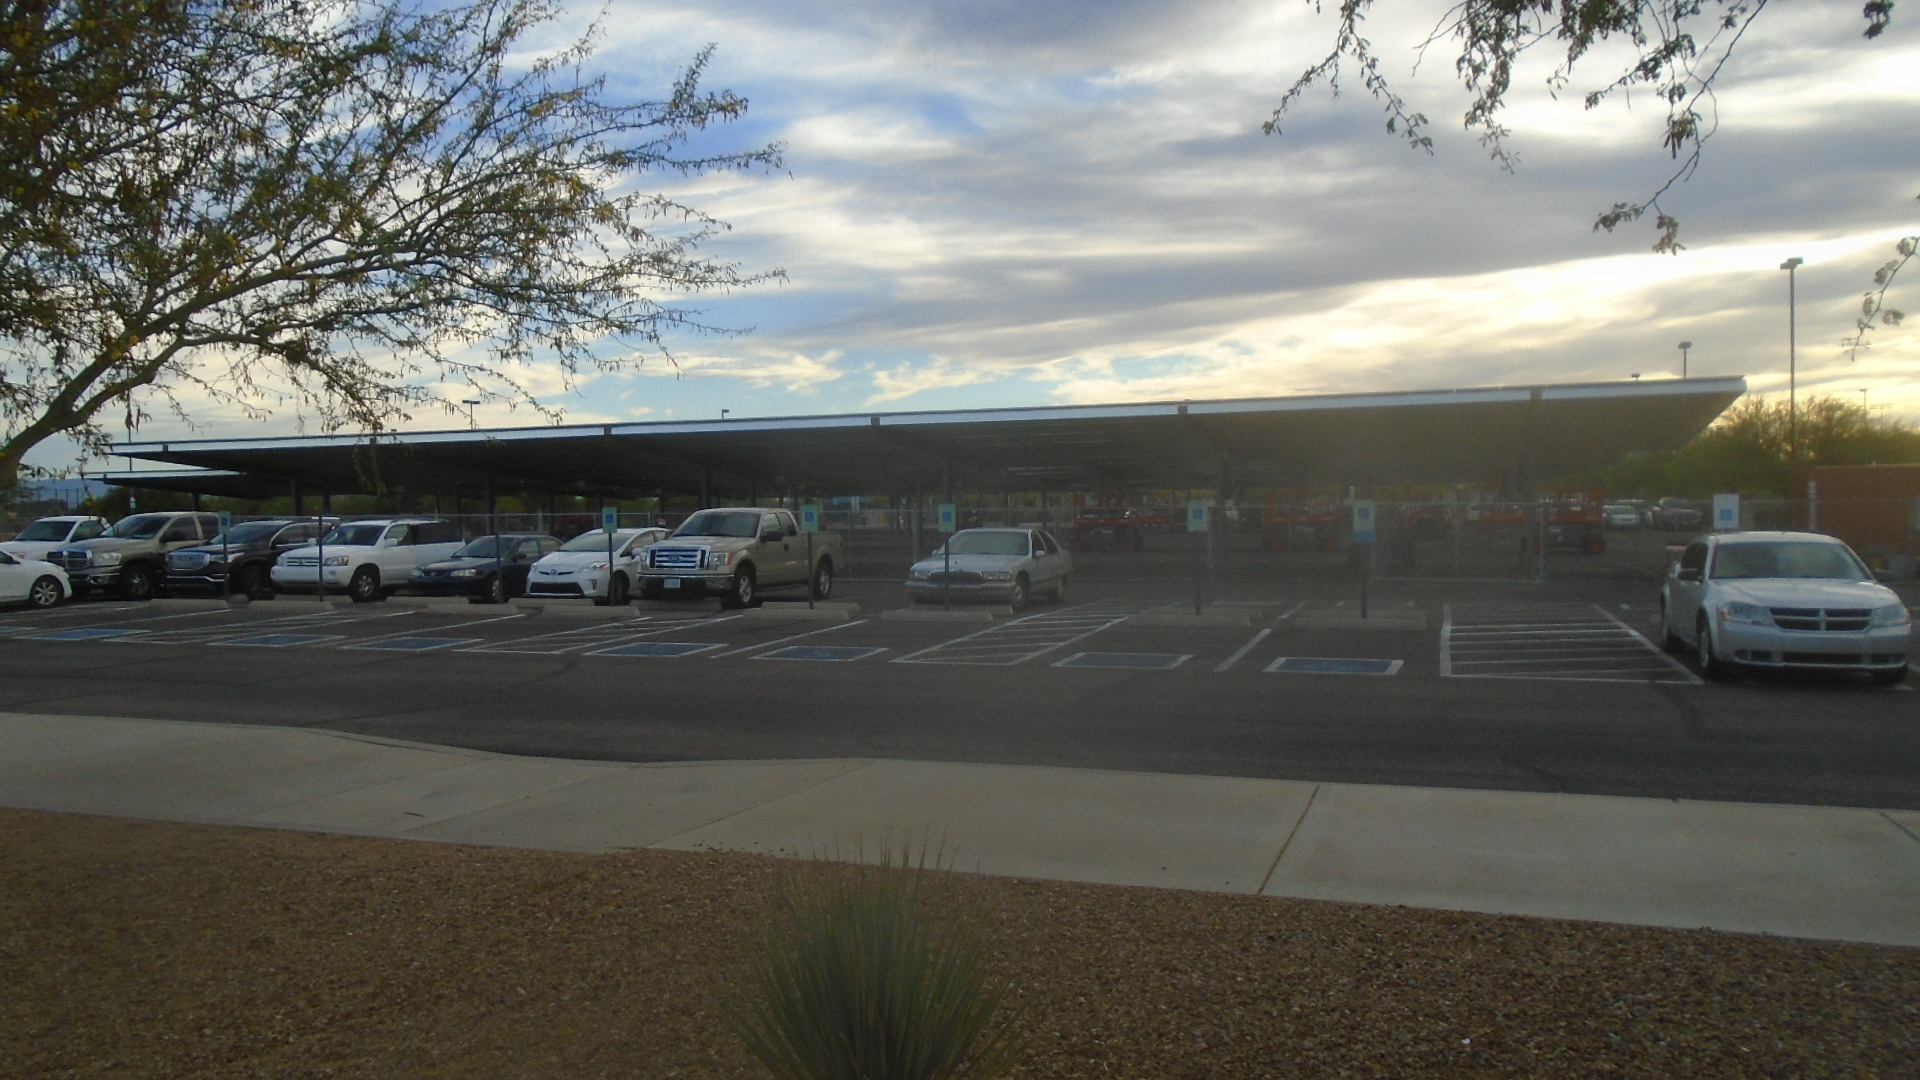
(866, 356, 1004, 405)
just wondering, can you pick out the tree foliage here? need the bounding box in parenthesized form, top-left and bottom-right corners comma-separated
(1599, 394, 1920, 497)
(0, 0, 781, 488)
(1265, 1, 1902, 247)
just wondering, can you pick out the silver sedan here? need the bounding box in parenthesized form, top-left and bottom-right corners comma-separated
(905, 528, 1071, 610)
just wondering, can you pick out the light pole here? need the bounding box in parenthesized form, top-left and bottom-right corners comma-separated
(1780, 257, 1803, 457)
(461, 398, 480, 430)
(1678, 341, 1692, 378)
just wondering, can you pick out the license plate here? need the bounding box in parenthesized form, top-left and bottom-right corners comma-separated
(665, 578, 680, 588)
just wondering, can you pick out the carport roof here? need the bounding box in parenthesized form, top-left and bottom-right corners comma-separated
(106, 376, 1746, 497)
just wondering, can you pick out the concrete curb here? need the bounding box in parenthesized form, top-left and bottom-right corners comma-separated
(632, 599, 725, 614)
(880, 607, 999, 623)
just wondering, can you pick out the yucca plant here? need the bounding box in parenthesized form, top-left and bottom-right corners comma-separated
(731, 851, 1022, 1080)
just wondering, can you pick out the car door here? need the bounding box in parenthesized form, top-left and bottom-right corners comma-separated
(1667, 539, 1710, 639)
(157, 515, 202, 554)
(758, 512, 798, 584)
(0, 551, 29, 600)
(505, 537, 544, 595)
(380, 523, 418, 577)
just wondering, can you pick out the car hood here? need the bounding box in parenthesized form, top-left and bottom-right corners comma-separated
(1714, 579, 1899, 607)
(284, 544, 378, 558)
(418, 556, 500, 573)
(535, 550, 622, 571)
(57, 537, 151, 554)
(660, 536, 754, 550)
(911, 553, 1027, 573)
(176, 541, 262, 556)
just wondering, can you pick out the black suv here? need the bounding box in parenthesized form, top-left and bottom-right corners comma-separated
(165, 519, 332, 599)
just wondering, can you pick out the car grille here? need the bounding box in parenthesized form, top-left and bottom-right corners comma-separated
(527, 581, 583, 596)
(169, 551, 210, 570)
(1769, 607, 1872, 632)
(926, 571, 985, 586)
(648, 546, 704, 570)
(47, 550, 90, 571)
(283, 555, 318, 567)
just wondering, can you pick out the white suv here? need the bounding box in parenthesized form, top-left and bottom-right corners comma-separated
(1, 516, 110, 561)
(272, 518, 464, 602)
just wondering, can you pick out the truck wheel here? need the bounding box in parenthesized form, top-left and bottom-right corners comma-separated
(242, 563, 273, 600)
(727, 566, 757, 608)
(28, 575, 64, 609)
(118, 564, 155, 601)
(810, 559, 833, 601)
(481, 575, 506, 604)
(348, 566, 381, 603)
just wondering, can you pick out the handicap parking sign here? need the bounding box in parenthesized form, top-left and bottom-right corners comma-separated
(801, 504, 820, 533)
(603, 504, 619, 533)
(1187, 501, 1210, 533)
(938, 503, 956, 533)
(1352, 500, 1377, 543)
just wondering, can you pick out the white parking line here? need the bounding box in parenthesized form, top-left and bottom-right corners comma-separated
(457, 615, 740, 655)
(891, 603, 1146, 666)
(708, 620, 869, 659)
(1442, 602, 1698, 685)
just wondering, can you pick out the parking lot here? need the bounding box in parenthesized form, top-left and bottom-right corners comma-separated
(6, 567, 1919, 813)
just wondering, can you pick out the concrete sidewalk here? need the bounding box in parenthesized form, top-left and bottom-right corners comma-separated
(3, 710, 1917, 947)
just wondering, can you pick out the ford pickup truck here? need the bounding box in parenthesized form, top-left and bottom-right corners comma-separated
(638, 507, 839, 606)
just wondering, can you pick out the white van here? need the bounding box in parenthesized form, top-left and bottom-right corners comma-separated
(272, 518, 464, 602)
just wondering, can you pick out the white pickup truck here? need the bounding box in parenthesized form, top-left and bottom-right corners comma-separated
(638, 508, 840, 606)
(272, 518, 465, 601)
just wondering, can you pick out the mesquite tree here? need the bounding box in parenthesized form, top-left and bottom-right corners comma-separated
(0, 0, 781, 487)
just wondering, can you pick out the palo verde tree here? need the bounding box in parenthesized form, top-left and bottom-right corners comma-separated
(0, 0, 781, 489)
(1264, 0, 1913, 340)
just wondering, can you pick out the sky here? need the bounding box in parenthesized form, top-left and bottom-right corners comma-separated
(53, 0, 1920, 474)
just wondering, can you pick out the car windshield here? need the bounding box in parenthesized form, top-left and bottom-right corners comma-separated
(206, 522, 282, 546)
(319, 523, 386, 547)
(559, 529, 638, 552)
(937, 531, 1030, 557)
(453, 537, 506, 558)
(1711, 541, 1868, 581)
(105, 514, 170, 539)
(673, 511, 760, 538)
(13, 519, 74, 541)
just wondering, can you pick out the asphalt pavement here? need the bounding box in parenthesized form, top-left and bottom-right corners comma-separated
(4, 571, 1918, 810)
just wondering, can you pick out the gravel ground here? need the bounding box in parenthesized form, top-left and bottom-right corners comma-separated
(4, 808, 1916, 1079)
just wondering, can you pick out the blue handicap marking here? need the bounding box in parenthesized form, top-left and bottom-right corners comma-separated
(212, 633, 345, 648)
(23, 627, 145, 642)
(1265, 656, 1403, 675)
(591, 641, 724, 658)
(1053, 651, 1191, 670)
(754, 645, 888, 662)
(346, 637, 478, 652)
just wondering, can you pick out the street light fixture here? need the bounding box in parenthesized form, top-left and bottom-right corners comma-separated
(1780, 257, 1803, 457)
(461, 398, 481, 430)
(1678, 341, 1692, 378)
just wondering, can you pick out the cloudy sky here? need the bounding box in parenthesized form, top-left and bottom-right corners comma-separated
(60, 0, 1920, 471)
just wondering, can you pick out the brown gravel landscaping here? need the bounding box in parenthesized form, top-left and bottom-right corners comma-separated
(3, 807, 1916, 1079)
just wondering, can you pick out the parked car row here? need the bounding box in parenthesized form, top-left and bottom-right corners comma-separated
(0, 507, 840, 609)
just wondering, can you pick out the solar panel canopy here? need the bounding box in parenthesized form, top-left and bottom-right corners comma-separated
(105, 377, 1745, 499)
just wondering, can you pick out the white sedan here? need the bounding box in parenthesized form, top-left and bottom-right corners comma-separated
(525, 527, 666, 604)
(0, 550, 70, 608)
(905, 528, 1072, 610)
(1661, 531, 1911, 683)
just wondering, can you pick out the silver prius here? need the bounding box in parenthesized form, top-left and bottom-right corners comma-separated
(1661, 531, 1912, 683)
(905, 528, 1071, 610)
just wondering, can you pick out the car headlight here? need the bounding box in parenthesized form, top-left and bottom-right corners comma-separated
(705, 550, 733, 568)
(91, 551, 121, 567)
(323, 555, 350, 566)
(1718, 601, 1772, 625)
(1870, 603, 1912, 627)
(586, 560, 608, 570)
(452, 568, 480, 578)
(980, 570, 1014, 582)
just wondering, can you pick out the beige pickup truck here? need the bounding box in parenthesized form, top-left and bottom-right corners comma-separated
(638, 507, 840, 606)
